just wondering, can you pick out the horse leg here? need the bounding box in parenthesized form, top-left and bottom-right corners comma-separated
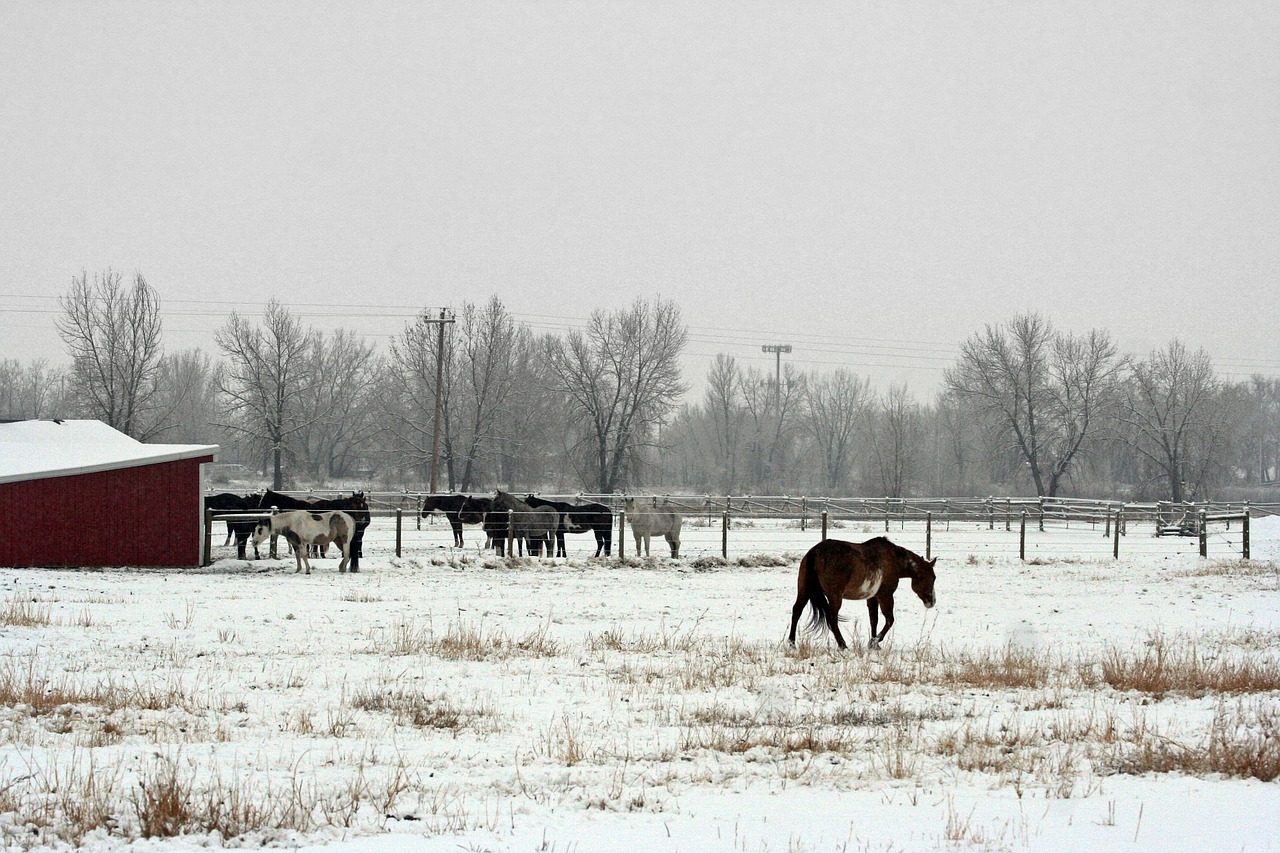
(788, 589, 808, 647)
(666, 533, 679, 559)
(557, 531, 566, 558)
(451, 518, 463, 548)
(825, 596, 849, 651)
(872, 594, 896, 648)
(867, 599, 881, 649)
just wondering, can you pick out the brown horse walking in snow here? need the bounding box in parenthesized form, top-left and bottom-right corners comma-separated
(788, 537, 937, 650)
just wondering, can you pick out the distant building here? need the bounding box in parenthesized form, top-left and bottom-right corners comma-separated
(0, 420, 218, 567)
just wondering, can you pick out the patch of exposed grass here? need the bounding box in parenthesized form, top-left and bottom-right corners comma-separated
(366, 617, 560, 660)
(1087, 635, 1280, 697)
(1111, 700, 1280, 782)
(0, 593, 54, 627)
(350, 687, 490, 731)
(937, 643, 1058, 690)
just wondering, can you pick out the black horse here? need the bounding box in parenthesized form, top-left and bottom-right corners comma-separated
(524, 495, 614, 557)
(420, 494, 480, 548)
(204, 492, 266, 560)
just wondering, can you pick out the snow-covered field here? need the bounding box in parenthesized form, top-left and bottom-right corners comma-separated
(1, 515, 1278, 852)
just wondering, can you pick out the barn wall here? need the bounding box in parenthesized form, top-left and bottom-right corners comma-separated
(0, 457, 213, 567)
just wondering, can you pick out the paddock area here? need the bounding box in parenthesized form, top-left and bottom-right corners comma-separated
(5, 516, 1277, 851)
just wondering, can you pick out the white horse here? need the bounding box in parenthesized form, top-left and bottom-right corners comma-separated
(251, 510, 356, 574)
(623, 497, 682, 558)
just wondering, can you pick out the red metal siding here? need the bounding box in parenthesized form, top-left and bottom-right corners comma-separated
(0, 457, 213, 567)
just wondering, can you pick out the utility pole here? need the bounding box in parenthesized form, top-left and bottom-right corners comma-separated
(761, 344, 792, 410)
(423, 308, 456, 493)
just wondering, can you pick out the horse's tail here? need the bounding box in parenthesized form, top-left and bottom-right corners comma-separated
(799, 549, 831, 637)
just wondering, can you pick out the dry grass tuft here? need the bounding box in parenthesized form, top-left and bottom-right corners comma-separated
(1, 593, 54, 627)
(132, 757, 196, 837)
(1113, 700, 1280, 782)
(350, 687, 487, 731)
(938, 643, 1057, 690)
(0, 656, 113, 715)
(1088, 635, 1280, 696)
(1175, 559, 1279, 580)
(370, 617, 560, 660)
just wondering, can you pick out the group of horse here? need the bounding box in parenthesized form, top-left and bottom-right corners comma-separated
(206, 489, 940, 650)
(420, 492, 684, 559)
(204, 490, 371, 571)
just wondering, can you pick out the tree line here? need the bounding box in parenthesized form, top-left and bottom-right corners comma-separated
(2, 270, 1276, 502)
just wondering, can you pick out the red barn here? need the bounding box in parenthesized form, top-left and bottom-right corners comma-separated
(0, 419, 218, 568)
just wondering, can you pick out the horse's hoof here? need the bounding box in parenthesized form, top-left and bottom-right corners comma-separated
(868, 640, 881, 650)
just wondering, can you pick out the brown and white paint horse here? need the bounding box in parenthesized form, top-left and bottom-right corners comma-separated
(788, 537, 936, 650)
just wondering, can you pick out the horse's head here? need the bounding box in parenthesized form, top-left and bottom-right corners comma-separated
(911, 556, 937, 609)
(250, 518, 273, 547)
(623, 496, 636, 513)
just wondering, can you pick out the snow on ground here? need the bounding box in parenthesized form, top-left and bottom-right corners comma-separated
(0, 515, 1277, 852)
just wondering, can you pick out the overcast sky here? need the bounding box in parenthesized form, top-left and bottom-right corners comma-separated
(2, 1, 1277, 396)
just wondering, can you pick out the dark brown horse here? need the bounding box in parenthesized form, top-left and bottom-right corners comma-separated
(788, 537, 936, 650)
(420, 494, 473, 547)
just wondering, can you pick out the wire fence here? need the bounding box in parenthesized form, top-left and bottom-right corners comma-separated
(205, 491, 1273, 565)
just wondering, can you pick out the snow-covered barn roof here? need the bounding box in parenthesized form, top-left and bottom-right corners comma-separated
(0, 419, 218, 485)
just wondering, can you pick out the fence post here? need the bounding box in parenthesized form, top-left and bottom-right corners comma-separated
(884, 497, 890, 532)
(988, 497, 994, 530)
(203, 509, 214, 567)
(1243, 511, 1250, 560)
(722, 511, 729, 559)
(926, 511, 932, 561)
(1005, 499, 1012, 531)
(507, 509, 515, 557)
(821, 510, 828, 542)
(1104, 509, 1111, 538)
(801, 497, 807, 531)
(395, 508, 403, 557)
(1019, 511, 1027, 560)
(1113, 508, 1122, 560)
(618, 509, 626, 558)
(1199, 510, 1207, 558)
(1038, 497, 1045, 532)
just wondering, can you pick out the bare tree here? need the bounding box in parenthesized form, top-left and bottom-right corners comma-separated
(0, 359, 67, 420)
(449, 299, 528, 490)
(546, 298, 687, 493)
(739, 363, 806, 492)
(292, 329, 379, 480)
(867, 384, 926, 497)
(378, 312, 444, 485)
(703, 354, 748, 492)
(214, 301, 319, 489)
(153, 349, 219, 443)
(1118, 340, 1235, 502)
(945, 314, 1120, 496)
(56, 270, 175, 439)
(377, 298, 530, 490)
(804, 368, 870, 492)
(1243, 376, 1280, 485)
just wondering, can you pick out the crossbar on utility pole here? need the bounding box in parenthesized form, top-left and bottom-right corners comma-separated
(423, 308, 456, 494)
(761, 344, 792, 411)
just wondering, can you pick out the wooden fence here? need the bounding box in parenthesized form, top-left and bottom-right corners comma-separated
(205, 491, 1275, 564)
